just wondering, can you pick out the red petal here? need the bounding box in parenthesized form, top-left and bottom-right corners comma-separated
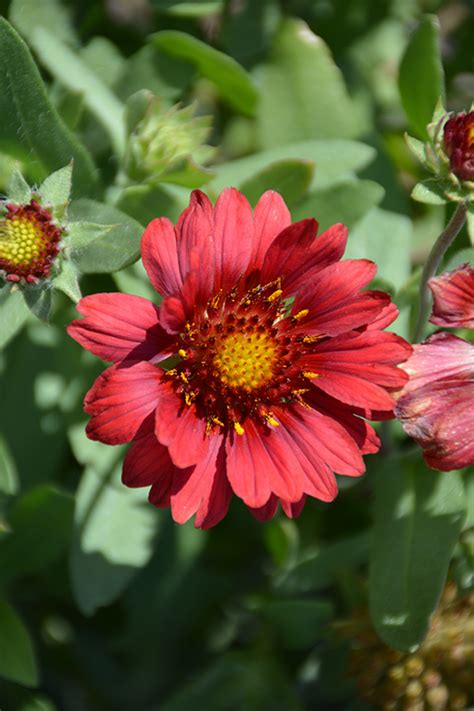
(396, 379, 474, 471)
(159, 296, 187, 334)
(281, 496, 307, 519)
(429, 264, 474, 329)
(176, 190, 215, 303)
(123, 424, 175, 492)
(297, 290, 392, 337)
(84, 363, 162, 444)
(169, 435, 228, 526)
(249, 494, 279, 521)
(260, 221, 348, 294)
(225, 419, 304, 508)
(213, 188, 254, 291)
(68, 293, 175, 363)
(155, 381, 210, 468)
(251, 191, 291, 269)
(141, 217, 181, 297)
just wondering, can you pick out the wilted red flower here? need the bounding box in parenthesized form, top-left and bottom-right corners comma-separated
(443, 111, 474, 181)
(396, 265, 474, 471)
(69, 189, 411, 528)
(0, 199, 63, 283)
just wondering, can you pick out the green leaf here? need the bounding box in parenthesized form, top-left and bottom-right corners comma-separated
(0, 286, 30, 348)
(211, 139, 375, 193)
(68, 200, 144, 273)
(158, 160, 215, 189)
(0, 434, 19, 496)
(293, 179, 385, 232)
(260, 599, 333, 649)
(405, 133, 428, 165)
(70, 464, 158, 615)
(53, 260, 81, 303)
(467, 205, 474, 246)
(22, 286, 52, 322)
(369, 456, 466, 651)
(80, 37, 125, 88)
(151, 31, 257, 116)
(154, 0, 224, 17)
(31, 28, 126, 157)
(256, 18, 363, 149)
(239, 159, 314, 207)
(411, 179, 448, 205)
(115, 183, 187, 225)
(0, 600, 38, 687)
(38, 163, 73, 210)
(7, 169, 32, 203)
(399, 15, 445, 139)
(0, 485, 74, 586)
(9, 0, 78, 47)
(0, 19, 97, 196)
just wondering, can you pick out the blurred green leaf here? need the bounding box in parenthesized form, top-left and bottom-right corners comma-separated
(68, 199, 144, 273)
(161, 651, 301, 710)
(370, 456, 466, 651)
(467, 205, 474, 246)
(0, 600, 38, 687)
(0, 485, 74, 586)
(399, 15, 445, 140)
(276, 533, 369, 595)
(261, 599, 333, 650)
(80, 37, 125, 88)
(9, 0, 78, 46)
(239, 159, 314, 207)
(0, 435, 19, 496)
(115, 183, 187, 224)
(0, 287, 30, 349)
(31, 28, 125, 157)
(70, 464, 158, 616)
(212, 139, 375, 192)
(151, 31, 257, 116)
(256, 18, 363, 149)
(154, 0, 223, 16)
(23, 287, 52, 322)
(293, 179, 385, 232)
(411, 179, 447, 205)
(0, 19, 97, 196)
(115, 45, 193, 103)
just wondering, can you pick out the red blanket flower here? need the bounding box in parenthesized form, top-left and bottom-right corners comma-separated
(396, 265, 474, 471)
(69, 189, 411, 527)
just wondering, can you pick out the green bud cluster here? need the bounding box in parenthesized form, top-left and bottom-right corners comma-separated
(339, 582, 474, 710)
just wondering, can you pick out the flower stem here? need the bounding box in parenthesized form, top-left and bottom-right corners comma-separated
(413, 202, 467, 342)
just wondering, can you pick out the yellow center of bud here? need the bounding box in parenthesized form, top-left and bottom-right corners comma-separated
(213, 331, 277, 391)
(0, 217, 45, 267)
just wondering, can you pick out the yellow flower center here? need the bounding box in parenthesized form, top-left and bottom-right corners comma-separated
(213, 331, 278, 391)
(0, 216, 44, 267)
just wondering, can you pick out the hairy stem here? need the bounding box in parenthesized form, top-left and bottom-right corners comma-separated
(413, 202, 467, 342)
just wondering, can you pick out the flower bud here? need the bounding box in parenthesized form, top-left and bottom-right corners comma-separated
(443, 111, 474, 181)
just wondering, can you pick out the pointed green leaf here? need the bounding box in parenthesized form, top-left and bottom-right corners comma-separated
(38, 163, 73, 209)
(0, 286, 30, 348)
(370, 456, 466, 650)
(68, 200, 144, 273)
(256, 19, 364, 149)
(22, 286, 52, 322)
(399, 15, 445, 139)
(54, 260, 81, 303)
(70, 464, 158, 615)
(0, 19, 97, 196)
(405, 133, 427, 165)
(0, 600, 38, 686)
(0, 485, 74, 586)
(31, 28, 126, 157)
(7, 169, 31, 204)
(0, 435, 19, 496)
(239, 158, 314, 207)
(411, 179, 448, 205)
(151, 31, 257, 116)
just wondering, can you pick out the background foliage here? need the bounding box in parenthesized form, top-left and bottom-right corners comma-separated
(0, 0, 473, 709)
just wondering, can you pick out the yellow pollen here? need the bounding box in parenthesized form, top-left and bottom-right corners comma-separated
(303, 335, 320, 343)
(267, 289, 282, 302)
(178, 349, 187, 358)
(212, 416, 225, 427)
(0, 217, 45, 267)
(180, 372, 189, 384)
(213, 331, 278, 391)
(265, 413, 280, 427)
(234, 422, 245, 436)
(293, 309, 309, 320)
(303, 371, 319, 379)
